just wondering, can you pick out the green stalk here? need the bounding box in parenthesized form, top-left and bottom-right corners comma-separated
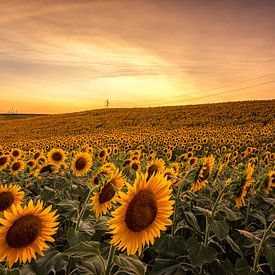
(171, 186, 180, 237)
(245, 182, 257, 228)
(105, 245, 116, 275)
(204, 184, 228, 246)
(253, 219, 275, 271)
(66, 188, 91, 275)
(75, 188, 91, 230)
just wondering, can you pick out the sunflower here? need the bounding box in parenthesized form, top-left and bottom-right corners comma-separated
(145, 158, 165, 181)
(190, 155, 215, 192)
(11, 149, 21, 159)
(10, 160, 25, 175)
(234, 163, 254, 208)
(130, 160, 141, 172)
(71, 152, 93, 177)
(0, 155, 10, 171)
(33, 151, 43, 160)
(170, 162, 180, 174)
(91, 166, 115, 185)
(263, 171, 275, 194)
(35, 164, 55, 178)
(47, 148, 66, 167)
(97, 148, 109, 162)
(109, 173, 174, 255)
(90, 169, 125, 218)
(0, 200, 59, 268)
(0, 184, 24, 216)
(100, 162, 117, 174)
(163, 168, 178, 186)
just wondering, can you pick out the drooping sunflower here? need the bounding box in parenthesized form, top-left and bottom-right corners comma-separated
(0, 155, 10, 171)
(109, 173, 174, 255)
(234, 163, 254, 208)
(263, 171, 275, 194)
(47, 148, 66, 167)
(10, 160, 25, 175)
(71, 152, 93, 177)
(0, 184, 24, 216)
(0, 200, 59, 268)
(190, 155, 215, 192)
(90, 169, 125, 218)
(145, 158, 165, 181)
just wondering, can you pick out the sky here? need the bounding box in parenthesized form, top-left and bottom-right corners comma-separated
(0, 0, 274, 114)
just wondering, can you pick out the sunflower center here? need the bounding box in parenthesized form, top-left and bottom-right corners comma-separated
(75, 157, 86, 170)
(12, 162, 20, 171)
(131, 163, 139, 171)
(12, 150, 19, 157)
(0, 192, 14, 211)
(0, 157, 7, 165)
(99, 182, 115, 204)
(125, 189, 158, 232)
(147, 164, 158, 180)
(99, 151, 105, 158)
(52, 152, 62, 161)
(6, 215, 41, 248)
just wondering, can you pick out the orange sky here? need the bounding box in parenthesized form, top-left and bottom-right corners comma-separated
(0, 0, 274, 113)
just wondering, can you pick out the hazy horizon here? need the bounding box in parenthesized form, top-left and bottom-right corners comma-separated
(1, 0, 275, 113)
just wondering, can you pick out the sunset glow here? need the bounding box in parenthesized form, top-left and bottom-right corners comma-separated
(0, 0, 274, 113)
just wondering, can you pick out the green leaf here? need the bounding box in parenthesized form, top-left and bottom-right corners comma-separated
(95, 216, 110, 231)
(211, 220, 229, 240)
(18, 265, 36, 275)
(40, 186, 55, 202)
(76, 258, 105, 275)
(56, 199, 80, 217)
(150, 258, 187, 275)
(64, 241, 101, 259)
(186, 236, 218, 267)
(219, 206, 241, 221)
(154, 234, 186, 257)
(66, 227, 90, 246)
(194, 206, 212, 216)
(184, 211, 201, 233)
(114, 254, 146, 275)
(225, 236, 242, 256)
(33, 249, 68, 274)
(209, 260, 234, 275)
(79, 220, 96, 235)
(235, 258, 257, 275)
(264, 245, 275, 272)
(0, 267, 20, 275)
(237, 230, 261, 241)
(250, 213, 266, 225)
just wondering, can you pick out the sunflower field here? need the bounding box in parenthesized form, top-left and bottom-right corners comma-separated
(0, 100, 274, 275)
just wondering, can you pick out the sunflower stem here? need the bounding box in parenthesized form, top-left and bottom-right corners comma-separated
(75, 188, 91, 231)
(244, 181, 257, 228)
(204, 183, 228, 246)
(105, 244, 116, 275)
(253, 218, 275, 271)
(171, 183, 181, 237)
